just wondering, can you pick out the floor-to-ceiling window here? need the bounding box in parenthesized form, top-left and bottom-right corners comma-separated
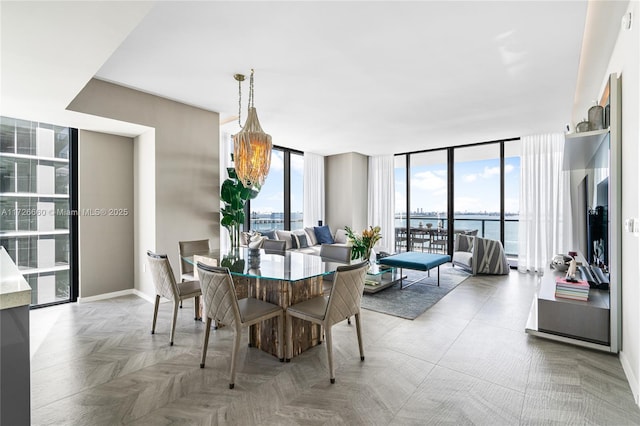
(409, 150, 449, 253)
(248, 146, 303, 232)
(454, 144, 501, 240)
(503, 140, 521, 257)
(394, 155, 408, 252)
(395, 138, 520, 258)
(0, 116, 77, 307)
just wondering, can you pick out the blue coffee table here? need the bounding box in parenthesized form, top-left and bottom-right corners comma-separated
(379, 252, 451, 289)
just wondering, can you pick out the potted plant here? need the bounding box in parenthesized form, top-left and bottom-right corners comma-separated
(220, 166, 261, 250)
(345, 225, 382, 262)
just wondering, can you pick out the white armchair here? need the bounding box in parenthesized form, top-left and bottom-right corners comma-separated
(452, 233, 510, 275)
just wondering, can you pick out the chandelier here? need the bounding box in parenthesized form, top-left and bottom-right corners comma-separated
(233, 69, 272, 188)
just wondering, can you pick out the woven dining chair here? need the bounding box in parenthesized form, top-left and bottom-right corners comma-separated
(197, 262, 284, 389)
(178, 239, 210, 308)
(146, 250, 202, 346)
(285, 261, 368, 383)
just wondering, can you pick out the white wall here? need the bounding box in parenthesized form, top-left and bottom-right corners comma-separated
(600, 2, 640, 404)
(134, 129, 156, 298)
(69, 79, 219, 298)
(78, 130, 134, 298)
(325, 152, 368, 233)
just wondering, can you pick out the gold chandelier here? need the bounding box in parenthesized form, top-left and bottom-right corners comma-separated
(233, 69, 272, 188)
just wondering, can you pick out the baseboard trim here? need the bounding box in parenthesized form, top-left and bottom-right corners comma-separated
(77, 289, 163, 304)
(78, 289, 134, 303)
(132, 289, 159, 304)
(620, 350, 639, 406)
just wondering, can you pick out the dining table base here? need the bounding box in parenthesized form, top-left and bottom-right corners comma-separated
(237, 275, 324, 359)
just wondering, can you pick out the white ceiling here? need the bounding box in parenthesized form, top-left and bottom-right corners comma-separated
(1, 1, 630, 156)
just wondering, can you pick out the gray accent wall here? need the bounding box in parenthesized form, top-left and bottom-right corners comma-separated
(325, 152, 368, 234)
(68, 79, 219, 298)
(78, 130, 134, 298)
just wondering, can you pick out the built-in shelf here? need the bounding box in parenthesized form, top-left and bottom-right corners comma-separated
(563, 128, 609, 170)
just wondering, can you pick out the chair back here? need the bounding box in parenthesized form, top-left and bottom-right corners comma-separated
(262, 239, 286, 255)
(196, 262, 241, 329)
(146, 251, 179, 301)
(320, 244, 352, 263)
(178, 239, 210, 277)
(325, 261, 368, 326)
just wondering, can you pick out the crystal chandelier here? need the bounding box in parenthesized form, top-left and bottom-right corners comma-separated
(233, 69, 272, 188)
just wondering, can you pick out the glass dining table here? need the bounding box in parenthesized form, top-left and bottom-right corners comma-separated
(183, 247, 346, 359)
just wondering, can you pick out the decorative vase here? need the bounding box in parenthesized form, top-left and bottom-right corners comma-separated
(588, 104, 604, 130)
(576, 119, 590, 133)
(368, 248, 376, 265)
(248, 248, 261, 269)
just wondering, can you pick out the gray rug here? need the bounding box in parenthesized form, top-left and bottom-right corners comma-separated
(361, 264, 470, 320)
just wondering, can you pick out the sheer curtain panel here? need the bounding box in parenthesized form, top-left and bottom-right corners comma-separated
(368, 155, 395, 253)
(303, 153, 325, 227)
(518, 133, 573, 274)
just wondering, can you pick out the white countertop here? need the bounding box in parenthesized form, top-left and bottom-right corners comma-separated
(0, 247, 32, 310)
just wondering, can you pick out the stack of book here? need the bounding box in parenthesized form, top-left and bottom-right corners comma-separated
(364, 278, 380, 287)
(555, 277, 589, 301)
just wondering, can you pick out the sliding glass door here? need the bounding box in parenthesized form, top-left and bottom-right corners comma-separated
(395, 139, 520, 257)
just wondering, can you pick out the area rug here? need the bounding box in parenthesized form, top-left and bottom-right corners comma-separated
(361, 264, 470, 320)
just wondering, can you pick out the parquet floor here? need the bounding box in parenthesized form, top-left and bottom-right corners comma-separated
(30, 270, 640, 425)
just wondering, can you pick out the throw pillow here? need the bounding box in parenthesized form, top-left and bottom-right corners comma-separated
(240, 231, 252, 246)
(456, 234, 474, 252)
(304, 227, 318, 246)
(334, 228, 348, 244)
(275, 230, 293, 250)
(262, 230, 277, 240)
(291, 232, 309, 249)
(314, 225, 335, 244)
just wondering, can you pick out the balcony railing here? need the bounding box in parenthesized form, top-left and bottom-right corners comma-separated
(395, 215, 519, 256)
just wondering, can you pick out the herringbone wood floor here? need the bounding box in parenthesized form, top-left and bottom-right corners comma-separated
(30, 270, 640, 425)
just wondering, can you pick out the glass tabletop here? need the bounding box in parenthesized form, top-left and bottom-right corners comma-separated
(366, 263, 395, 276)
(184, 248, 345, 282)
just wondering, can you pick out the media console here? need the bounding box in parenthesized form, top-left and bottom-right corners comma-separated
(526, 271, 610, 348)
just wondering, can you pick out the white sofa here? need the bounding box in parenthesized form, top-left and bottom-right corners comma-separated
(274, 226, 350, 255)
(243, 226, 350, 256)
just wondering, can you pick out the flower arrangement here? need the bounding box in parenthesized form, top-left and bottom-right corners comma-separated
(345, 225, 382, 261)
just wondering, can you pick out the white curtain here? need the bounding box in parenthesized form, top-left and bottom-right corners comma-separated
(368, 155, 395, 253)
(219, 131, 233, 253)
(518, 133, 573, 274)
(303, 153, 325, 227)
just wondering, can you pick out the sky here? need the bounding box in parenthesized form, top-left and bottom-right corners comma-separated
(250, 150, 304, 214)
(395, 156, 520, 215)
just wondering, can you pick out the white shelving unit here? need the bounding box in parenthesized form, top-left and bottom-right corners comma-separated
(525, 73, 622, 353)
